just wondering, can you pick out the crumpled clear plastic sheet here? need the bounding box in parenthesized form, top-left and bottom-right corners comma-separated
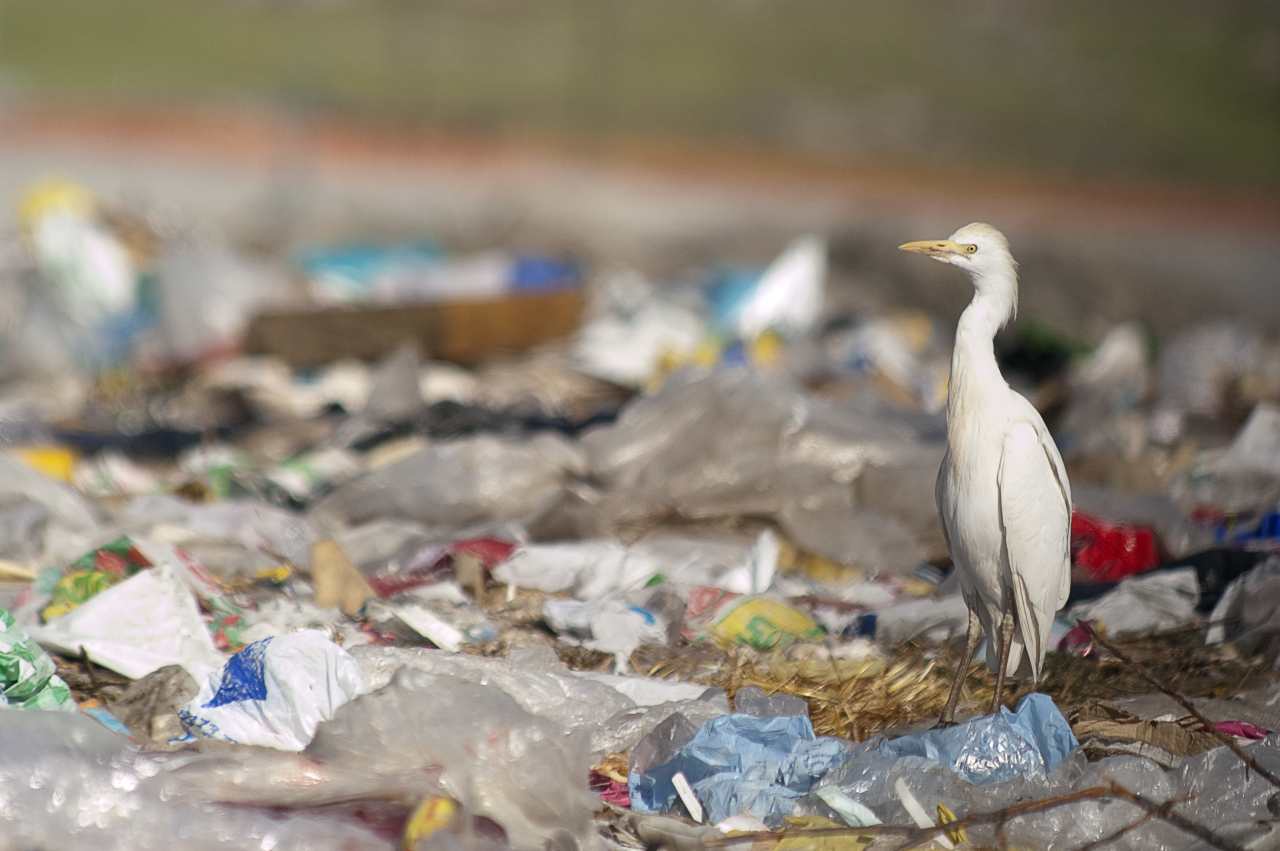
(0, 451, 99, 535)
(115, 493, 318, 572)
(1176, 402, 1280, 513)
(581, 371, 944, 576)
(312, 434, 585, 532)
(350, 645, 729, 756)
(307, 669, 596, 850)
(1068, 568, 1200, 638)
(493, 531, 770, 599)
(0, 496, 50, 563)
(0, 710, 391, 850)
(1207, 555, 1280, 667)
(733, 685, 809, 719)
(991, 739, 1280, 850)
(821, 693, 1077, 807)
(629, 712, 849, 827)
(812, 715, 1280, 849)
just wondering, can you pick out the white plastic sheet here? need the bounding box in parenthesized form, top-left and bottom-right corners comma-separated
(29, 563, 224, 681)
(179, 630, 362, 751)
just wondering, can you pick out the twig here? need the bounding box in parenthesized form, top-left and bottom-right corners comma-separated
(1075, 810, 1156, 851)
(703, 783, 1244, 851)
(79, 645, 98, 691)
(1086, 623, 1280, 791)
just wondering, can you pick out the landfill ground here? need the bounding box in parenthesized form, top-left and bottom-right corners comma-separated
(0, 110, 1277, 850)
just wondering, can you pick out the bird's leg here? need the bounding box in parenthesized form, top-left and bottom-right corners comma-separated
(989, 609, 1015, 715)
(939, 609, 981, 726)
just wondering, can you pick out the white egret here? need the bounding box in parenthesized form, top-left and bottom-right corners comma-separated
(900, 223, 1071, 722)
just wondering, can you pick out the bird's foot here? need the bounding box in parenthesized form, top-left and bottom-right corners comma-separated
(931, 716, 959, 730)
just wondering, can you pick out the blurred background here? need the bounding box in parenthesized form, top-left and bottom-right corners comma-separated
(0, 0, 1278, 371)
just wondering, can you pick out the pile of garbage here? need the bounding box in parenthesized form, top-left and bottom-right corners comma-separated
(0, 179, 1276, 849)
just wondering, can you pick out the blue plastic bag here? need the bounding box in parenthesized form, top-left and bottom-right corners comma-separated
(629, 713, 847, 826)
(875, 692, 1077, 785)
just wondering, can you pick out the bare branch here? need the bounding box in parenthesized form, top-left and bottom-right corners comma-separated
(1086, 623, 1280, 791)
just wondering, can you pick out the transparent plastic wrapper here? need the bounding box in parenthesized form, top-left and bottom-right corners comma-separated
(494, 529, 775, 598)
(582, 371, 942, 576)
(733, 685, 809, 719)
(0, 496, 50, 563)
(313, 434, 584, 532)
(1067, 568, 1199, 637)
(0, 710, 391, 850)
(629, 712, 848, 826)
(1206, 555, 1280, 667)
(350, 645, 728, 756)
(821, 692, 1077, 821)
(309, 669, 596, 849)
(179, 630, 363, 751)
(0, 452, 99, 534)
(543, 596, 667, 669)
(117, 493, 318, 571)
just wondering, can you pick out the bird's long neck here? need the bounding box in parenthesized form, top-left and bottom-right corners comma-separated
(947, 275, 1015, 429)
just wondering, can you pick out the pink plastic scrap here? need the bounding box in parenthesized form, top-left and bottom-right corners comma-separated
(1213, 720, 1271, 741)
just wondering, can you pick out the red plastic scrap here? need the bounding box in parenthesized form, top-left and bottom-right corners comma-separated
(1057, 619, 1096, 656)
(1070, 510, 1159, 582)
(589, 771, 631, 808)
(449, 537, 517, 568)
(368, 537, 518, 599)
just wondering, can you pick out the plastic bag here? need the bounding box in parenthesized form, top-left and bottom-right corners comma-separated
(308, 668, 595, 849)
(1068, 568, 1199, 637)
(179, 630, 363, 751)
(0, 710, 392, 850)
(314, 433, 584, 532)
(351, 645, 728, 757)
(1070, 510, 1160, 582)
(582, 371, 941, 576)
(716, 236, 826, 339)
(0, 607, 74, 710)
(629, 712, 848, 826)
(29, 562, 225, 681)
(118, 494, 319, 570)
(877, 693, 1076, 785)
(1206, 556, 1280, 667)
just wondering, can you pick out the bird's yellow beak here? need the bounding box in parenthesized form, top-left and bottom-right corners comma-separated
(898, 239, 966, 258)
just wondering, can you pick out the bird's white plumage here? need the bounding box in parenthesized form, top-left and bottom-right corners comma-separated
(914, 222, 1072, 684)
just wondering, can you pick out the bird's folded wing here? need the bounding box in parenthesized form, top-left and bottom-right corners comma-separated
(998, 421, 1071, 680)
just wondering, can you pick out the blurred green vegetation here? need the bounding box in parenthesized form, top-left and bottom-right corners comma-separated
(3, 0, 1279, 186)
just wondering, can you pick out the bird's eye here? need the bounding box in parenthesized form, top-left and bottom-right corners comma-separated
(964, 244, 978, 254)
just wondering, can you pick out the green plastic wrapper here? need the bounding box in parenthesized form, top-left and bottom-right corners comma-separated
(41, 536, 153, 622)
(0, 609, 74, 711)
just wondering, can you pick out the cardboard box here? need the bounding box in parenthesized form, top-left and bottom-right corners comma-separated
(244, 286, 585, 367)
